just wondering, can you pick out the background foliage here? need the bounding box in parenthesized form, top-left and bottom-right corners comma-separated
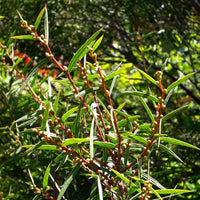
(0, 0, 200, 199)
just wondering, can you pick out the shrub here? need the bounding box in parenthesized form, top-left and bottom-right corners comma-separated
(0, 5, 199, 200)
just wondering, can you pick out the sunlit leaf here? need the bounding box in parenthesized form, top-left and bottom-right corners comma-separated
(41, 102, 50, 131)
(94, 141, 115, 148)
(53, 90, 61, 116)
(10, 35, 33, 40)
(97, 175, 103, 200)
(43, 161, 52, 189)
(23, 145, 59, 151)
(22, 141, 45, 156)
(92, 34, 104, 52)
(117, 116, 139, 129)
(44, 5, 49, 43)
(61, 138, 90, 146)
(35, 4, 46, 30)
(111, 169, 138, 189)
(68, 28, 102, 72)
(137, 68, 158, 86)
(156, 189, 192, 194)
(166, 72, 196, 92)
(160, 137, 200, 150)
(61, 106, 78, 121)
(28, 168, 35, 185)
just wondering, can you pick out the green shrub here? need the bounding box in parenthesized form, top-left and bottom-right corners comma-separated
(0, 5, 199, 200)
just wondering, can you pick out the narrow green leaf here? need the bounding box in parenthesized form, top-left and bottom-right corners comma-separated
(94, 141, 115, 148)
(72, 103, 83, 138)
(139, 97, 154, 123)
(156, 189, 192, 194)
(53, 90, 61, 116)
(142, 173, 166, 189)
(137, 68, 158, 86)
(111, 169, 130, 184)
(127, 135, 148, 145)
(68, 28, 102, 72)
(105, 64, 128, 81)
(160, 137, 200, 150)
(97, 175, 103, 200)
(22, 141, 45, 156)
(116, 102, 126, 111)
(17, 100, 29, 108)
(167, 72, 195, 92)
(138, 124, 151, 132)
(44, 5, 49, 43)
(61, 106, 78, 121)
(43, 161, 52, 189)
(6, 30, 16, 47)
(28, 168, 35, 185)
(41, 102, 50, 131)
(97, 97, 111, 118)
(35, 5, 46, 30)
(159, 144, 183, 163)
(117, 116, 139, 129)
(61, 138, 90, 147)
(11, 57, 23, 71)
(162, 104, 189, 122)
(111, 169, 138, 189)
(150, 187, 162, 200)
(122, 91, 159, 102)
(90, 117, 95, 159)
(57, 163, 80, 200)
(20, 58, 49, 92)
(92, 34, 104, 52)
(10, 35, 33, 40)
(23, 145, 59, 151)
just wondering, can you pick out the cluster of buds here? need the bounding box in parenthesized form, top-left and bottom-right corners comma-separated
(139, 181, 152, 200)
(29, 185, 54, 200)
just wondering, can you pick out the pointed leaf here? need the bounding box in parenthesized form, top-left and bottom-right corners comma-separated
(57, 163, 80, 200)
(61, 138, 90, 147)
(97, 175, 103, 200)
(28, 168, 35, 185)
(137, 68, 158, 86)
(20, 58, 49, 92)
(41, 102, 50, 131)
(53, 90, 61, 116)
(117, 116, 139, 129)
(22, 141, 45, 156)
(92, 34, 104, 52)
(156, 189, 192, 194)
(10, 35, 33, 40)
(159, 144, 183, 163)
(160, 137, 200, 150)
(162, 104, 189, 122)
(94, 141, 115, 148)
(23, 145, 59, 151)
(61, 106, 78, 121)
(43, 161, 52, 189)
(139, 97, 154, 123)
(111, 169, 138, 189)
(167, 72, 195, 92)
(68, 28, 102, 72)
(35, 5, 46, 30)
(44, 5, 49, 43)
